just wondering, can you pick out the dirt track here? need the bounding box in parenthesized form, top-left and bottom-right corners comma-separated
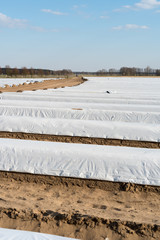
(0, 171, 160, 240)
(0, 76, 85, 92)
(0, 131, 159, 149)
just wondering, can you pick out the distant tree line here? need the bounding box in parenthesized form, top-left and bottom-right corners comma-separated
(91, 66, 160, 76)
(1, 65, 160, 77)
(75, 67, 160, 76)
(0, 66, 73, 77)
(119, 67, 160, 76)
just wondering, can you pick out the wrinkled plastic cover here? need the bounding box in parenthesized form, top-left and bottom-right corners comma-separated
(0, 78, 61, 88)
(1, 77, 160, 142)
(0, 138, 160, 186)
(0, 228, 77, 240)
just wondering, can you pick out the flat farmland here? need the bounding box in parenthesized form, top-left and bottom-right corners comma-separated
(0, 76, 160, 240)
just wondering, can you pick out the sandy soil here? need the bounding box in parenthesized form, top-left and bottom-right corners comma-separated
(0, 171, 160, 240)
(0, 76, 85, 92)
(0, 132, 159, 149)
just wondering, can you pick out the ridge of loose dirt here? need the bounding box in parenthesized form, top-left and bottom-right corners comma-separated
(0, 131, 159, 149)
(0, 208, 159, 240)
(1, 171, 160, 193)
(0, 76, 85, 92)
(0, 172, 160, 240)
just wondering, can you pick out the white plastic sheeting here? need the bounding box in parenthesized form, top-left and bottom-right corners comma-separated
(0, 77, 160, 141)
(0, 116, 160, 142)
(72, 77, 160, 98)
(1, 106, 160, 125)
(0, 138, 160, 186)
(0, 228, 76, 240)
(0, 78, 61, 88)
(0, 78, 45, 87)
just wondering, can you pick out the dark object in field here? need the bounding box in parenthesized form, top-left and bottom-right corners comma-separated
(106, 91, 110, 94)
(17, 90, 23, 93)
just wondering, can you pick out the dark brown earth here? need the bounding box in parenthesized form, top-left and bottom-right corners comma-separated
(0, 131, 159, 149)
(0, 171, 160, 240)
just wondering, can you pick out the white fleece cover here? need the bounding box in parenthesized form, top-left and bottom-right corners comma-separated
(0, 77, 160, 141)
(0, 78, 61, 88)
(0, 228, 77, 240)
(0, 78, 44, 87)
(0, 116, 159, 142)
(0, 138, 160, 186)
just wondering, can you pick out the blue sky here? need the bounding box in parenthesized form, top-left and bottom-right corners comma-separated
(0, 0, 160, 71)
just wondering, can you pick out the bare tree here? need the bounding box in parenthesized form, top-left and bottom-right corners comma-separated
(5, 65, 13, 76)
(12, 67, 19, 76)
(144, 66, 152, 75)
(120, 67, 136, 76)
(156, 69, 160, 76)
(21, 67, 29, 76)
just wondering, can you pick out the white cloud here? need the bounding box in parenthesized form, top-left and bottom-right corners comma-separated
(135, 0, 160, 9)
(113, 24, 149, 30)
(73, 4, 87, 10)
(126, 24, 149, 29)
(112, 25, 123, 30)
(0, 12, 27, 28)
(113, 6, 136, 12)
(100, 15, 109, 19)
(72, 4, 90, 18)
(30, 26, 46, 32)
(123, 5, 132, 9)
(121, 0, 160, 10)
(73, 5, 79, 9)
(0, 12, 60, 33)
(42, 9, 67, 16)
